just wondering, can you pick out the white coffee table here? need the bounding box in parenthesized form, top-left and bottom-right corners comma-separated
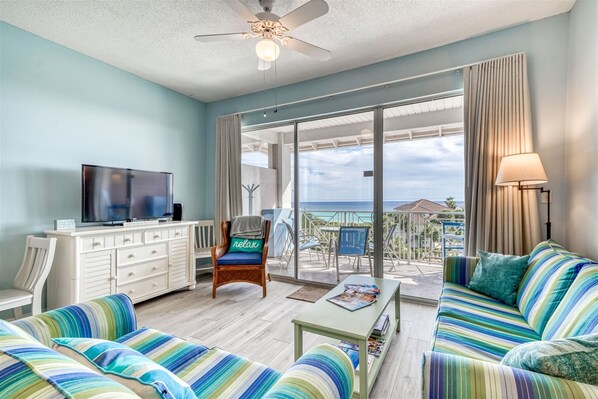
(292, 275, 401, 399)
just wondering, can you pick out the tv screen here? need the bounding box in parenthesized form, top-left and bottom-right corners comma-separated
(82, 164, 174, 223)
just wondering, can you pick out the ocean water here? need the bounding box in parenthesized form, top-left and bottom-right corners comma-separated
(295, 201, 464, 212)
(293, 201, 464, 224)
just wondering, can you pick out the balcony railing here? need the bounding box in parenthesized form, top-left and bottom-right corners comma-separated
(300, 209, 465, 265)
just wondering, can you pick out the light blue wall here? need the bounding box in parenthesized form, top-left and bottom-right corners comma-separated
(204, 14, 570, 244)
(565, 0, 598, 259)
(0, 23, 206, 301)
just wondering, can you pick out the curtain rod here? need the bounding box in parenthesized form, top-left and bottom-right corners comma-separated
(234, 52, 524, 116)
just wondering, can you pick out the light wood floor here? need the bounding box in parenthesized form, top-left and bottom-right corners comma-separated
(265, 253, 444, 301)
(136, 276, 438, 399)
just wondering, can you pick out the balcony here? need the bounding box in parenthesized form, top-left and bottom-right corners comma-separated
(266, 209, 465, 302)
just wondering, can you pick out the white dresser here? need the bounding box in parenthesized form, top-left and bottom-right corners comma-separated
(45, 221, 197, 309)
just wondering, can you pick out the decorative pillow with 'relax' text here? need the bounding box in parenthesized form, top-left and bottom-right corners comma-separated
(229, 237, 263, 253)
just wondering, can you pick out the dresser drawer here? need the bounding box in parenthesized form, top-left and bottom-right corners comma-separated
(167, 227, 188, 239)
(114, 232, 143, 247)
(81, 235, 115, 252)
(118, 258, 168, 285)
(118, 274, 167, 302)
(117, 243, 167, 266)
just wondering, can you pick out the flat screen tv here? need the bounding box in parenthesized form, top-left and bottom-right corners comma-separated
(82, 164, 174, 223)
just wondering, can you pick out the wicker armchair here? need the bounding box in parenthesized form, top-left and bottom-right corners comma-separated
(211, 220, 271, 298)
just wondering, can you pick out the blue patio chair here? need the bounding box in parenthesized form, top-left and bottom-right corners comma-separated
(368, 224, 402, 273)
(442, 221, 465, 258)
(281, 219, 327, 268)
(335, 226, 372, 282)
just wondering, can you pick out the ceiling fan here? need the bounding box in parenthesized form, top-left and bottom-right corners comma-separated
(194, 0, 332, 70)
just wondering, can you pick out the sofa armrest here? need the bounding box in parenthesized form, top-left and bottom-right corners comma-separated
(12, 294, 137, 347)
(443, 256, 479, 286)
(263, 344, 354, 399)
(422, 351, 598, 398)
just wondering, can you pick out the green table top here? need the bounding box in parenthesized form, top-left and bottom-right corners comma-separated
(292, 275, 400, 341)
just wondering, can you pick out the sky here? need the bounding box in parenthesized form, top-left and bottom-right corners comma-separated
(242, 134, 465, 203)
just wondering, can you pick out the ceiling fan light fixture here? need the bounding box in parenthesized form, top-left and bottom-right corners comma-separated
(255, 38, 280, 62)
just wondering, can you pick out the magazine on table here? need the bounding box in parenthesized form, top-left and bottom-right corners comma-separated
(372, 314, 390, 337)
(326, 283, 380, 311)
(367, 336, 386, 357)
(336, 343, 375, 373)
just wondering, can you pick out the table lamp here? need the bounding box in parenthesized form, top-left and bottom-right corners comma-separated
(495, 152, 551, 239)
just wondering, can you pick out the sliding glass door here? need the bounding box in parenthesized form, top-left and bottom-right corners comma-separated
(382, 96, 465, 300)
(240, 95, 464, 300)
(295, 111, 375, 283)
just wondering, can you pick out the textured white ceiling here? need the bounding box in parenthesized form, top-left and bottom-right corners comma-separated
(0, 0, 575, 102)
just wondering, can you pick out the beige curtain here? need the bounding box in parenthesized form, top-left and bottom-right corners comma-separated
(464, 53, 540, 256)
(214, 114, 242, 243)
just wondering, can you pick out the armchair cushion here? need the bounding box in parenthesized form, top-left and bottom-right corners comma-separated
(438, 283, 540, 341)
(229, 237, 263, 253)
(542, 264, 598, 340)
(217, 252, 263, 265)
(517, 241, 592, 336)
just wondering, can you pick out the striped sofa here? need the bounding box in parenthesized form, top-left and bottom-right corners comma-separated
(422, 240, 598, 398)
(0, 294, 354, 399)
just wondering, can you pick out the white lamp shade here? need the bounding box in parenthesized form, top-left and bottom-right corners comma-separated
(495, 152, 548, 186)
(255, 39, 280, 62)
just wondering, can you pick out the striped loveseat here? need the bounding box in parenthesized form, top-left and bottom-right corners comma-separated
(422, 240, 598, 398)
(0, 294, 354, 399)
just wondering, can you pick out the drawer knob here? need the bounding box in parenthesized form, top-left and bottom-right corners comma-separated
(175, 232, 180, 236)
(93, 242, 102, 247)
(152, 250, 158, 254)
(128, 254, 135, 258)
(153, 283, 158, 287)
(152, 266, 158, 271)
(153, 235, 160, 239)
(129, 289, 135, 294)
(128, 272, 135, 276)
(124, 238, 131, 242)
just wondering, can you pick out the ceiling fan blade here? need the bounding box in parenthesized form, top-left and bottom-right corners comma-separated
(194, 32, 251, 42)
(224, 0, 259, 22)
(279, 0, 329, 30)
(282, 37, 331, 61)
(258, 59, 272, 71)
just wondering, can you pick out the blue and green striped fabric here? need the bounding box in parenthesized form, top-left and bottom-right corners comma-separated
(1, 353, 66, 399)
(0, 319, 38, 343)
(543, 264, 598, 340)
(432, 314, 538, 363)
(422, 351, 598, 398)
(0, 333, 141, 398)
(443, 256, 479, 286)
(517, 241, 592, 336)
(116, 327, 209, 374)
(13, 294, 137, 347)
(263, 344, 354, 399)
(438, 283, 540, 341)
(53, 337, 195, 399)
(177, 347, 282, 399)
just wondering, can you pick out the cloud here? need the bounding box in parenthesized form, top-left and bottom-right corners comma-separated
(298, 135, 464, 202)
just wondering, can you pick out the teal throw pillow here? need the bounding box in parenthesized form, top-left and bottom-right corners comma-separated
(467, 250, 529, 306)
(52, 337, 195, 399)
(501, 333, 598, 385)
(230, 237, 263, 253)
